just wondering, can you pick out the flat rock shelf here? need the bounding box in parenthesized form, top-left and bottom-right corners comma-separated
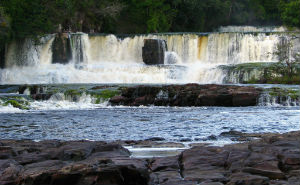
(0, 131, 299, 185)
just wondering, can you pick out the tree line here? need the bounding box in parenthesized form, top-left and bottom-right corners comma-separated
(0, 0, 299, 43)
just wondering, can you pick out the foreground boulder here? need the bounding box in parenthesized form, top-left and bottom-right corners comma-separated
(110, 84, 262, 107)
(0, 140, 149, 185)
(142, 39, 167, 65)
(148, 131, 300, 185)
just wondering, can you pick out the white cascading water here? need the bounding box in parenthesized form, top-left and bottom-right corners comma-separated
(4, 35, 54, 67)
(217, 26, 288, 33)
(0, 27, 299, 84)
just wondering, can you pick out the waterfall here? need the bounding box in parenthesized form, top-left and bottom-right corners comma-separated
(165, 52, 182, 64)
(258, 92, 300, 106)
(5, 35, 54, 67)
(217, 26, 288, 33)
(69, 33, 89, 64)
(205, 33, 279, 64)
(0, 27, 299, 84)
(70, 32, 281, 65)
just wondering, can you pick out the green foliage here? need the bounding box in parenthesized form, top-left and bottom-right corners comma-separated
(0, 6, 10, 49)
(60, 0, 125, 32)
(64, 89, 83, 97)
(2, 0, 56, 39)
(0, 0, 124, 41)
(267, 74, 300, 84)
(90, 89, 121, 104)
(123, 0, 176, 33)
(280, 0, 300, 28)
(169, 0, 231, 32)
(222, 62, 300, 84)
(2, 99, 30, 110)
(273, 36, 300, 77)
(0, 0, 299, 40)
(268, 87, 299, 100)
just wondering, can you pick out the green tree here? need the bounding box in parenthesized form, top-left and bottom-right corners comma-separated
(57, 0, 124, 32)
(274, 36, 300, 78)
(124, 0, 175, 33)
(0, 5, 10, 67)
(170, 0, 231, 32)
(280, 0, 300, 28)
(2, 0, 56, 39)
(0, 6, 10, 44)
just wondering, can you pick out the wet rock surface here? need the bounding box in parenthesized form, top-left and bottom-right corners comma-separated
(0, 131, 299, 185)
(0, 47, 5, 69)
(142, 39, 167, 65)
(4, 84, 296, 107)
(110, 84, 262, 107)
(52, 33, 72, 64)
(0, 140, 149, 185)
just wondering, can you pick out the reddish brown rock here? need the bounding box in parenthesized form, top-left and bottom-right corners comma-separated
(150, 156, 180, 172)
(109, 95, 128, 105)
(227, 172, 269, 185)
(0, 131, 299, 185)
(0, 140, 148, 185)
(0, 146, 16, 159)
(242, 167, 285, 180)
(110, 84, 263, 107)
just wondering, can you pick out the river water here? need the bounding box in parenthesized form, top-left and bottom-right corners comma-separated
(0, 27, 299, 158)
(0, 106, 299, 146)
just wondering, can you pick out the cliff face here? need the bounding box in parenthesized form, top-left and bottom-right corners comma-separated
(51, 33, 72, 64)
(0, 46, 5, 68)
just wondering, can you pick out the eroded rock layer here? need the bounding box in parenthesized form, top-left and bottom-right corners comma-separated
(0, 131, 300, 185)
(110, 84, 262, 107)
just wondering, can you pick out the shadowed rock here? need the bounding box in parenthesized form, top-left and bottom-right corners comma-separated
(0, 46, 5, 68)
(52, 33, 72, 64)
(110, 84, 262, 107)
(142, 39, 167, 65)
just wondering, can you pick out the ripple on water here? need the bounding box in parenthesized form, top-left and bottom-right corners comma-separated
(0, 106, 299, 145)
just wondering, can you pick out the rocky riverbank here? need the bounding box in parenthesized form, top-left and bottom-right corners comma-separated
(110, 84, 263, 107)
(1, 131, 299, 185)
(0, 84, 299, 110)
(220, 63, 300, 85)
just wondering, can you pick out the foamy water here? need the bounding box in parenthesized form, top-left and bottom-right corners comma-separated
(2, 29, 299, 84)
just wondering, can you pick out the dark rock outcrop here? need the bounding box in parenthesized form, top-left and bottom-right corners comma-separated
(0, 46, 5, 68)
(142, 39, 167, 65)
(18, 85, 53, 101)
(0, 140, 149, 185)
(11, 84, 296, 107)
(148, 131, 300, 185)
(52, 33, 72, 64)
(110, 84, 263, 107)
(1, 131, 300, 185)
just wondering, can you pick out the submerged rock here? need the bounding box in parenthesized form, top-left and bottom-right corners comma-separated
(142, 39, 167, 65)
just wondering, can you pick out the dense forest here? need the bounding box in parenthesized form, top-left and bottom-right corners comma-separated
(0, 0, 300, 45)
